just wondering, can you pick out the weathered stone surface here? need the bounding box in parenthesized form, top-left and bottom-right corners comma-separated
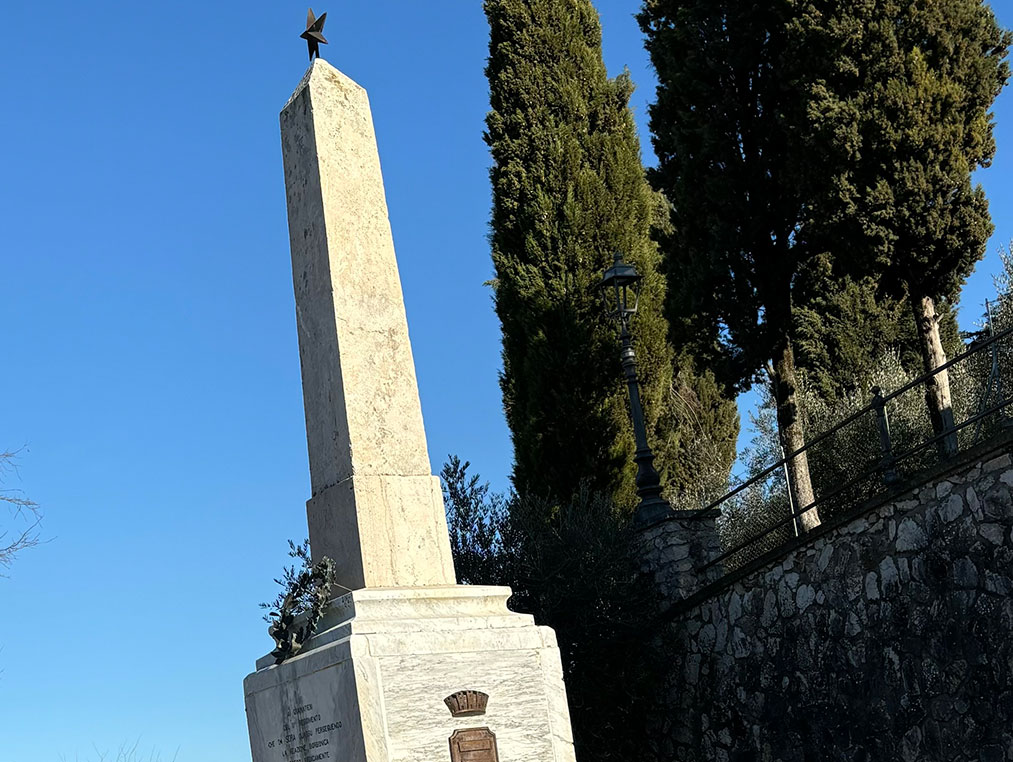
(896, 518, 929, 551)
(636, 512, 723, 601)
(306, 474, 455, 591)
(795, 585, 815, 613)
(280, 59, 454, 590)
(254, 61, 578, 762)
(879, 557, 900, 596)
(245, 587, 576, 762)
(641, 446, 1013, 762)
(985, 453, 1011, 472)
(940, 492, 965, 522)
(864, 571, 880, 601)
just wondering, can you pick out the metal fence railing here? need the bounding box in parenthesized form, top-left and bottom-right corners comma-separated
(694, 321, 1013, 574)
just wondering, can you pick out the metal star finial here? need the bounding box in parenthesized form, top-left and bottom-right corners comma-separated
(301, 8, 328, 61)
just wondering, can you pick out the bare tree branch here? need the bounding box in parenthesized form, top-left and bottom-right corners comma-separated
(0, 448, 40, 570)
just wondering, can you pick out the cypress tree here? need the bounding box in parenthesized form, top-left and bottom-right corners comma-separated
(639, 0, 1005, 512)
(639, 0, 833, 528)
(824, 0, 1011, 452)
(485, 0, 737, 508)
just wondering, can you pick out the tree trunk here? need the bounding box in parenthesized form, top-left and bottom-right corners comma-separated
(773, 337, 821, 531)
(911, 293, 958, 457)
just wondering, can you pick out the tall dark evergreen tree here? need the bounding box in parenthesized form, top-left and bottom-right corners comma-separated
(485, 0, 737, 509)
(640, 0, 1006, 514)
(639, 0, 833, 528)
(823, 0, 1011, 451)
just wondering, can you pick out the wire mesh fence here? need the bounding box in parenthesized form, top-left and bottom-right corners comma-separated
(699, 322, 1013, 573)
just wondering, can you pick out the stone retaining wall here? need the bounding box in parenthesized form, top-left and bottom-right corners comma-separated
(643, 446, 1013, 761)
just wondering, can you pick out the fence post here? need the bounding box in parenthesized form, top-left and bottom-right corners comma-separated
(779, 445, 804, 537)
(985, 299, 1012, 431)
(636, 510, 724, 604)
(871, 386, 901, 486)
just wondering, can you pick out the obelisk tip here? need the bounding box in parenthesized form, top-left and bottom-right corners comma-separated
(282, 58, 365, 114)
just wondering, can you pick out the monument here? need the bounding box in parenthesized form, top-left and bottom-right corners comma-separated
(243, 58, 577, 762)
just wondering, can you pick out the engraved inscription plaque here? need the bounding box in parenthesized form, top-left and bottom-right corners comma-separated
(449, 728, 499, 762)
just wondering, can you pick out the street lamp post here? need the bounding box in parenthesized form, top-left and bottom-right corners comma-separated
(599, 253, 674, 526)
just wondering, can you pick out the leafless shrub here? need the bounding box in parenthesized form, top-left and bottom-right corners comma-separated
(58, 738, 179, 762)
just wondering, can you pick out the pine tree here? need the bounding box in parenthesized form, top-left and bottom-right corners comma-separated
(485, 0, 737, 509)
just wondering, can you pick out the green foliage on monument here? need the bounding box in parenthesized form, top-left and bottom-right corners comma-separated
(260, 540, 337, 664)
(484, 0, 737, 510)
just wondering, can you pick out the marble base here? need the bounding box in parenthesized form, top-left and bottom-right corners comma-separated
(243, 586, 576, 762)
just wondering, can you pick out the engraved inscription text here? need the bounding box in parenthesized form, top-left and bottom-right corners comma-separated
(449, 728, 499, 762)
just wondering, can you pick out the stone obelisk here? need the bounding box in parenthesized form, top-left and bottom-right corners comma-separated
(244, 59, 575, 762)
(280, 59, 455, 592)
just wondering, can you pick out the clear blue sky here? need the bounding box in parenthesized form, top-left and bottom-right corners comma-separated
(0, 2, 1010, 760)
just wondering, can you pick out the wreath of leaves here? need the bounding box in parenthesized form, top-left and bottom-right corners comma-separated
(260, 540, 338, 664)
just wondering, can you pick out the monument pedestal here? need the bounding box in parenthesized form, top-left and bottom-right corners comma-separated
(244, 586, 575, 762)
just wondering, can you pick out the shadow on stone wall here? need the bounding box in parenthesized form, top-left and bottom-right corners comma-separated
(642, 442, 1013, 762)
